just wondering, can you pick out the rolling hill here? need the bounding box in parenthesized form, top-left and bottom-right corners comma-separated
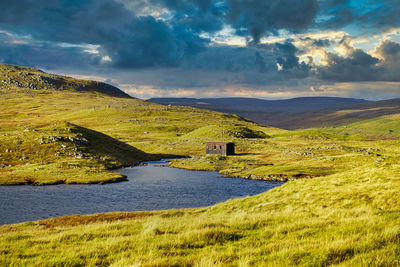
(0, 64, 131, 98)
(1, 64, 400, 265)
(149, 97, 400, 130)
(149, 97, 369, 112)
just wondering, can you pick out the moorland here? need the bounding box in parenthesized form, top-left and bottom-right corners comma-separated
(0, 64, 399, 266)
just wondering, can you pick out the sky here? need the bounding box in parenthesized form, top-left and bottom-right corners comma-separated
(1, 0, 400, 100)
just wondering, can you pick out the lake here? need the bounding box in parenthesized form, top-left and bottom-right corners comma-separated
(0, 159, 283, 225)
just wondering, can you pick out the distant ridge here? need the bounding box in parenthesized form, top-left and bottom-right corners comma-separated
(0, 64, 131, 98)
(149, 97, 369, 112)
(147, 96, 400, 129)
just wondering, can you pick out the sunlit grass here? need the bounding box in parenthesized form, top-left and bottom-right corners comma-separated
(1, 164, 399, 265)
(1, 64, 400, 265)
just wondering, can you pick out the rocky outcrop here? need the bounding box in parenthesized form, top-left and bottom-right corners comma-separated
(0, 64, 131, 98)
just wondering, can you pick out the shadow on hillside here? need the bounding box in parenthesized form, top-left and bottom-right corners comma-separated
(72, 124, 184, 166)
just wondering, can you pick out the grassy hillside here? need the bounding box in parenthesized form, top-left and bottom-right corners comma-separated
(1, 63, 400, 185)
(0, 64, 284, 184)
(0, 121, 150, 185)
(2, 64, 391, 184)
(1, 64, 400, 265)
(319, 113, 400, 140)
(0, 64, 131, 98)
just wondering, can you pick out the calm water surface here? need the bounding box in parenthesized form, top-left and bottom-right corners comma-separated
(0, 159, 283, 225)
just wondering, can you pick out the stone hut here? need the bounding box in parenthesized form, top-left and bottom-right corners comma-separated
(206, 142, 235, 156)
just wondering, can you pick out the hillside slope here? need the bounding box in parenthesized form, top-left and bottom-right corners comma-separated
(0, 64, 284, 184)
(0, 63, 396, 185)
(149, 97, 400, 130)
(1, 64, 400, 265)
(0, 64, 131, 98)
(319, 112, 400, 139)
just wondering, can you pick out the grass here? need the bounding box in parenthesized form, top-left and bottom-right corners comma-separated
(0, 120, 153, 185)
(1, 64, 400, 265)
(319, 113, 400, 140)
(1, 163, 399, 265)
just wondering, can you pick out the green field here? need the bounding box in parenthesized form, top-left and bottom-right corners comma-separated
(1, 64, 400, 266)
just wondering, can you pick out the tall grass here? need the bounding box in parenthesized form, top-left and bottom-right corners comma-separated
(1, 163, 399, 265)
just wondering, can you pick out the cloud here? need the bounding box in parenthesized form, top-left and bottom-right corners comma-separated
(0, 0, 400, 100)
(226, 0, 319, 43)
(316, 0, 400, 33)
(183, 40, 313, 73)
(182, 45, 276, 73)
(317, 38, 400, 83)
(357, 0, 400, 30)
(149, 0, 226, 33)
(0, 33, 97, 70)
(315, 0, 354, 29)
(0, 0, 207, 68)
(299, 37, 332, 48)
(317, 46, 382, 82)
(375, 40, 400, 81)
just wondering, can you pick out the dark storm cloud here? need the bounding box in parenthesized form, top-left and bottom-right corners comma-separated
(0, 0, 207, 68)
(147, 0, 321, 43)
(357, 0, 400, 30)
(226, 0, 319, 43)
(316, 37, 400, 83)
(317, 50, 381, 82)
(377, 40, 400, 64)
(98, 16, 206, 68)
(276, 43, 313, 79)
(316, 0, 354, 29)
(0, 32, 101, 70)
(0, 0, 318, 76)
(375, 40, 400, 81)
(149, 0, 226, 33)
(152, 0, 400, 44)
(0, 0, 399, 98)
(316, 0, 400, 31)
(179, 40, 313, 85)
(274, 42, 303, 70)
(317, 45, 382, 82)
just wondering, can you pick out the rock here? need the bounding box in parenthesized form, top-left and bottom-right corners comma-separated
(77, 137, 89, 144)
